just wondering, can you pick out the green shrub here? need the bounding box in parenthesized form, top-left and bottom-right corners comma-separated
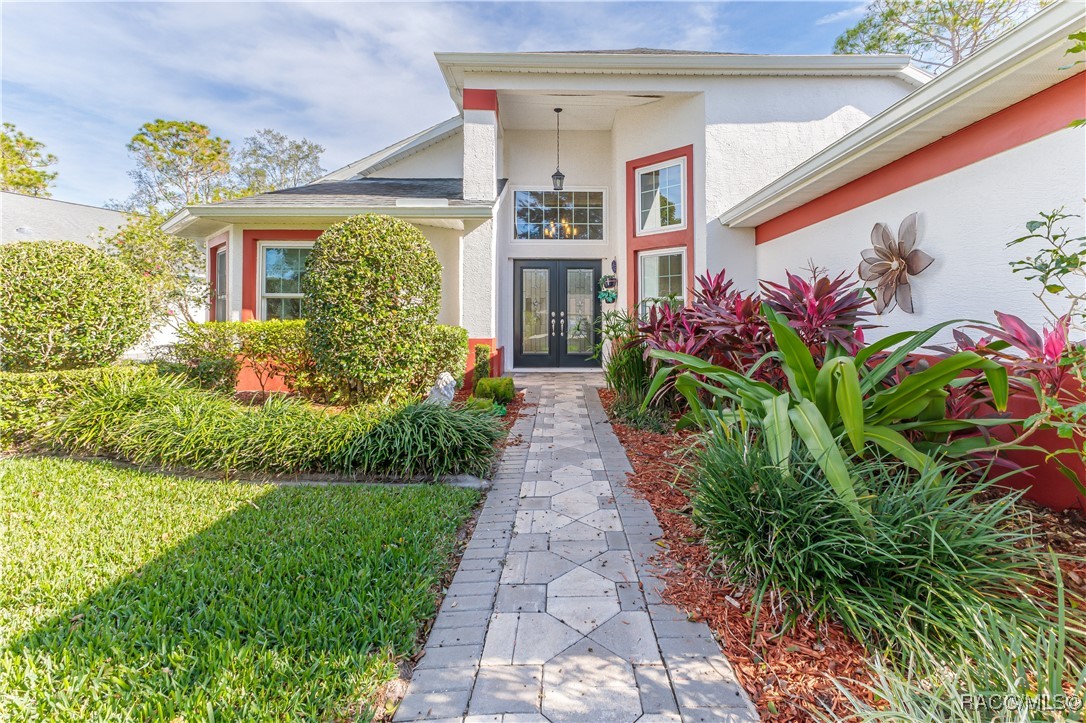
(651, 313, 1011, 529)
(158, 322, 242, 391)
(691, 425, 1083, 676)
(474, 377, 515, 404)
(333, 403, 504, 478)
(0, 365, 154, 446)
(0, 241, 152, 371)
(607, 395, 670, 434)
(599, 310, 651, 404)
(303, 215, 443, 403)
(50, 373, 502, 478)
(474, 344, 491, 382)
(415, 325, 469, 390)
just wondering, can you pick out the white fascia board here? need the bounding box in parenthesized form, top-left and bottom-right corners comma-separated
(718, 1, 1086, 229)
(189, 205, 493, 220)
(164, 204, 493, 237)
(436, 52, 928, 106)
(319, 116, 463, 182)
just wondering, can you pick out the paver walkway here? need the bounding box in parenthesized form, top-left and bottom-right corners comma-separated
(394, 374, 758, 723)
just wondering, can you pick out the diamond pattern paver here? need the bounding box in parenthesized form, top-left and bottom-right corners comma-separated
(394, 375, 757, 722)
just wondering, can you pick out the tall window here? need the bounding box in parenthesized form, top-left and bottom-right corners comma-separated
(637, 159, 685, 235)
(214, 247, 227, 322)
(638, 249, 685, 316)
(514, 190, 604, 241)
(261, 244, 311, 320)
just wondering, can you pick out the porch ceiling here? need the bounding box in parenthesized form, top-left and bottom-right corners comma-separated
(497, 91, 674, 131)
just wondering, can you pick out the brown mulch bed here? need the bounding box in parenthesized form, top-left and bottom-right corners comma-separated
(599, 388, 1086, 720)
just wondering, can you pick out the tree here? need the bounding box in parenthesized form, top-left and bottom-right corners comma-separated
(100, 211, 208, 331)
(233, 129, 326, 194)
(834, 0, 1041, 73)
(1, 123, 58, 197)
(121, 120, 231, 213)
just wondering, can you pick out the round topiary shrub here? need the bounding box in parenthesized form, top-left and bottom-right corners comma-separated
(303, 214, 442, 402)
(0, 241, 152, 372)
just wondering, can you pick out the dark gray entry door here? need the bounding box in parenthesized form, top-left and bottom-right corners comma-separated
(513, 260, 601, 368)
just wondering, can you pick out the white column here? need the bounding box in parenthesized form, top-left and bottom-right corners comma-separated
(463, 108, 498, 202)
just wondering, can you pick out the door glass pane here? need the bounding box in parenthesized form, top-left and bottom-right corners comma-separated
(522, 268, 550, 355)
(565, 268, 594, 355)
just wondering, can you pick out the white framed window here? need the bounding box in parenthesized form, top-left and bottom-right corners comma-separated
(214, 247, 228, 322)
(636, 158, 686, 236)
(638, 248, 686, 316)
(513, 189, 605, 241)
(259, 241, 313, 320)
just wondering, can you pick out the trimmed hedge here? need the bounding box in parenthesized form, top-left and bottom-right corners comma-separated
(474, 377, 515, 404)
(303, 214, 443, 403)
(474, 344, 491, 383)
(159, 320, 339, 399)
(50, 372, 504, 478)
(0, 241, 151, 372)
(416, 325, 469, 389)
(0, 365, 153, 446)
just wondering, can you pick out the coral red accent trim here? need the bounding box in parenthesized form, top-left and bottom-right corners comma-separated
(241, 230, 323, 321)
(626, 145, 695, 308)
(206, 231, 228, 322)
(756, 73, 1086, 244)
(463, 89, 499, 112)
(467, 336, 499, 387)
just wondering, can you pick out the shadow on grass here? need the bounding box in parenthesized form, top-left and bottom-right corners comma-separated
(3, 476, 478, 721)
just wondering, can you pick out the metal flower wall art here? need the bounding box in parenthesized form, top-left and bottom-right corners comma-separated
(858, 212, 935, 314)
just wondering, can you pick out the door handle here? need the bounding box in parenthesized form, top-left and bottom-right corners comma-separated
(551, 313, 556, 337)
(560, 314, 565, 337)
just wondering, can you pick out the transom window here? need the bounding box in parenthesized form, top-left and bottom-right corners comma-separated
(514, 190, 604, 241)
(261, 244, 312, 320)
(637, 159, 685, 235)
(638, 249, 686, 316)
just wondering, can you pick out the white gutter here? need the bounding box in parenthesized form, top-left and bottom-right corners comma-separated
(718, 1, 1085, 229)
(436, 52, 930, 107)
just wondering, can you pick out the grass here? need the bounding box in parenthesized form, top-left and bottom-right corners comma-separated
(50, 372, 504, 478)
(0, 456, 479, 721)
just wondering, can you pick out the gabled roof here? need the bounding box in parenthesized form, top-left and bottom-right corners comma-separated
(163, 178, 506, 238)
(1, 191, 128, 245)
(719, 1, 1085, 229)
(320, 117, 462, 182)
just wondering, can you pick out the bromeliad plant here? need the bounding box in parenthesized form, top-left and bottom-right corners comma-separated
(644, 309, 1010, 528)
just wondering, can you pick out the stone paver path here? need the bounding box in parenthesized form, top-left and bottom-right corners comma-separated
(395, 374, 757, 723)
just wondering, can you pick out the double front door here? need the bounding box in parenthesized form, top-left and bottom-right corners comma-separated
(513, 260, 601, 368)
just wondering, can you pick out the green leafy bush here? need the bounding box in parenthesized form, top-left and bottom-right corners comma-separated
(474, 344, 491, 382)
(303, 214, 443, 403)
(415, 325, 469, 390)
(691, 425, 1082, 675)
(331, 403, 504, 478)
(0, 365, 153, 446)
(160, 320, 338, 399)
(0, 241, 152, 372)
(474, 377, 515, 404)
(50, 373, 502, 478)
(649, 311, 1010, 528)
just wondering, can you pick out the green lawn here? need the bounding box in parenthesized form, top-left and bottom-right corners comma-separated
(0, 457, 479, 721)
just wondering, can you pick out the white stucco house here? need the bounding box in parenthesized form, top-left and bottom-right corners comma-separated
(165, 2, 1084, 375)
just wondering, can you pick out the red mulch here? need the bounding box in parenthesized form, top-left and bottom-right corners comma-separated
(599, 388, 1086, 720)
(599, 389, 885, 721)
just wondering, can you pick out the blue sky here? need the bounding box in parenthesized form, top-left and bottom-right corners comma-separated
(1, 1, 872, 207)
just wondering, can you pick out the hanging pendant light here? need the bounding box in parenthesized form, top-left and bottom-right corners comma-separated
(551, 107, 565, 191)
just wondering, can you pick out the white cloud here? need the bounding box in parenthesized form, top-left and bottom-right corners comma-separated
(815, 2, 869, 26)
(2, 1, 751, 206)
